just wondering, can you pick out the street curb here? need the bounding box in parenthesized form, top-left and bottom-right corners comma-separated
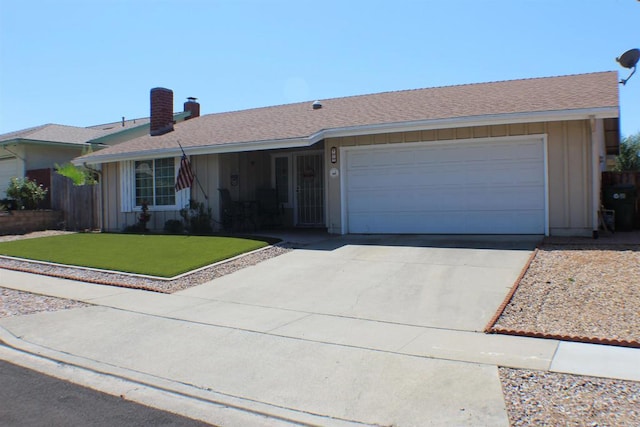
(0, 326, 377, 427)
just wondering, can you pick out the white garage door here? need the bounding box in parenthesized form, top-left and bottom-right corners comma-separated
(0, 157, 20, 198)
(344, 137, 546, 234)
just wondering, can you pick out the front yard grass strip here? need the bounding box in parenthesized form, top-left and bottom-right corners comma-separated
(0, 233, 269, 278)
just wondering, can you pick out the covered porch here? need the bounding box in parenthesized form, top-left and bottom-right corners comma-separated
(209, 143, 326, 231)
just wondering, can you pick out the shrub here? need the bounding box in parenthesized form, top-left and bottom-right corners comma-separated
(123, 223, 146, 233)
(0, 198, 16, 211)
(164, 219, 184, 234)
(5, 177, 48, 210)
(55, 162, 97, 185)
(614, 133, 640, 171)
(138, 200, 151, 231)
(180, 199, 213, 234)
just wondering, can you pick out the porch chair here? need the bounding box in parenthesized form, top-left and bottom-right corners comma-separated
(256, 188, 283, 228)
(218, 188, 245, 232)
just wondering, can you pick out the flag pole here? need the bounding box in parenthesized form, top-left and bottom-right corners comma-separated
(177, 140, 208, 201)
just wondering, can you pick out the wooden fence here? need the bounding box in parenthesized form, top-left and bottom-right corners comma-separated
(602, 171, 640, 229)
(50, 172, 98, 230)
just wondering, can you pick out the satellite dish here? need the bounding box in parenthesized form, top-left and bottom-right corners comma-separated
(617, 48, 640, 69)
(616, 48, 640, 85)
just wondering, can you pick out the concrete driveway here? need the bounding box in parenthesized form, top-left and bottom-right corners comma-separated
(179, 234, 539, 332)
(1, 234, 554, 427)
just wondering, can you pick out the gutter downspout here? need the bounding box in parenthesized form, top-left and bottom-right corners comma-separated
(590, 116, 600, 239)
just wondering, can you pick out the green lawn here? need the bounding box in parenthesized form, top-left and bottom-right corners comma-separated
(0, 233, 271, 278)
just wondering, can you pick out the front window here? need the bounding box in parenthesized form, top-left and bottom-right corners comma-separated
(135, 158, 175, 206)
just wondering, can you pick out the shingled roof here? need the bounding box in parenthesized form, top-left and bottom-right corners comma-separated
(78, 71, 619, 164)
(0, 124, 109, 145)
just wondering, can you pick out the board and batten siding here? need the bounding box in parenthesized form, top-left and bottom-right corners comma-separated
(99, 120, 601, 237)
(101, 151, 273, 232)
(324, 120, 599, 237)
(101, 154, 221, 232)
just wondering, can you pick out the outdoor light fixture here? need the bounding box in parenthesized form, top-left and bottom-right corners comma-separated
(616, 48, 640, 85)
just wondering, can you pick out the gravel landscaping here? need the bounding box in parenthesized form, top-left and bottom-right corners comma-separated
(500, 368, 640, 426)
(0, 287, 91, 318)
(1, 230, 639, 426)
(493, 242, 640, 345)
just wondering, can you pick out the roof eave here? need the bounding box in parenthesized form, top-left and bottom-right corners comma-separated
(0, 138, 107, 149)
(75, 106, 619, 165)
(73, 137, 319, 165)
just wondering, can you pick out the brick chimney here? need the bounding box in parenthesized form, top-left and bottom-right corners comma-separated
(184, 97, 200, 120)
(150, 87, 174, 136)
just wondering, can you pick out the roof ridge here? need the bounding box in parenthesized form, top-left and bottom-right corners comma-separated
(313, 71, 619, 99)
(394, 70, 618, 93)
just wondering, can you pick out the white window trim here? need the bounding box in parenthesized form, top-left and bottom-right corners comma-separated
(120, 157, 190, 213)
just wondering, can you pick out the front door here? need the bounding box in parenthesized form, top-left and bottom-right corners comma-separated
(295, 153, 324, 226)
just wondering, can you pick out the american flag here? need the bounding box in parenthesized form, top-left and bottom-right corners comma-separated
(175, 154, 194, 191)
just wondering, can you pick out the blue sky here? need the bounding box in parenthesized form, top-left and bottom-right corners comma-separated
(0, 0, 638, 136)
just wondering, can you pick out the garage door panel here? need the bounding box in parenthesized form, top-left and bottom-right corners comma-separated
(349, 159, 544, 189)
(350, 185, 544, 213)
(465, 186, 544, 210)
(349, 210, 544, 234)
(349, 181, 544, 208)
(345, 138, 546, 234)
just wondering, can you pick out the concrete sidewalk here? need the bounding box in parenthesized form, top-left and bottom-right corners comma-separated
(1, 237, 639, 426)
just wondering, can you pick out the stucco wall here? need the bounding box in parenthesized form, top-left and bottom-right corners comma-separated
(324, 120, 595, 236)
(24, 145, 85, 170)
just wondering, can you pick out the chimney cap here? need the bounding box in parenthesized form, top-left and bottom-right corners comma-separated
(187, 97, 198, 102)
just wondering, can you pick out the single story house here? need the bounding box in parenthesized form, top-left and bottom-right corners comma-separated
(76, 72, 620, 237)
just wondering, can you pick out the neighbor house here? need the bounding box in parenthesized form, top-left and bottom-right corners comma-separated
(0, 109, 195, 204)
(76, 72, 620, 237)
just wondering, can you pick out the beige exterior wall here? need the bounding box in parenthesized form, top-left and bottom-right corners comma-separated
(324, 120, 596, 236)
(100, 120, 600, 237)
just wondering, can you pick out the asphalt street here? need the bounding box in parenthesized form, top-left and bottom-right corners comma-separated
(0, 360, 213, 427)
